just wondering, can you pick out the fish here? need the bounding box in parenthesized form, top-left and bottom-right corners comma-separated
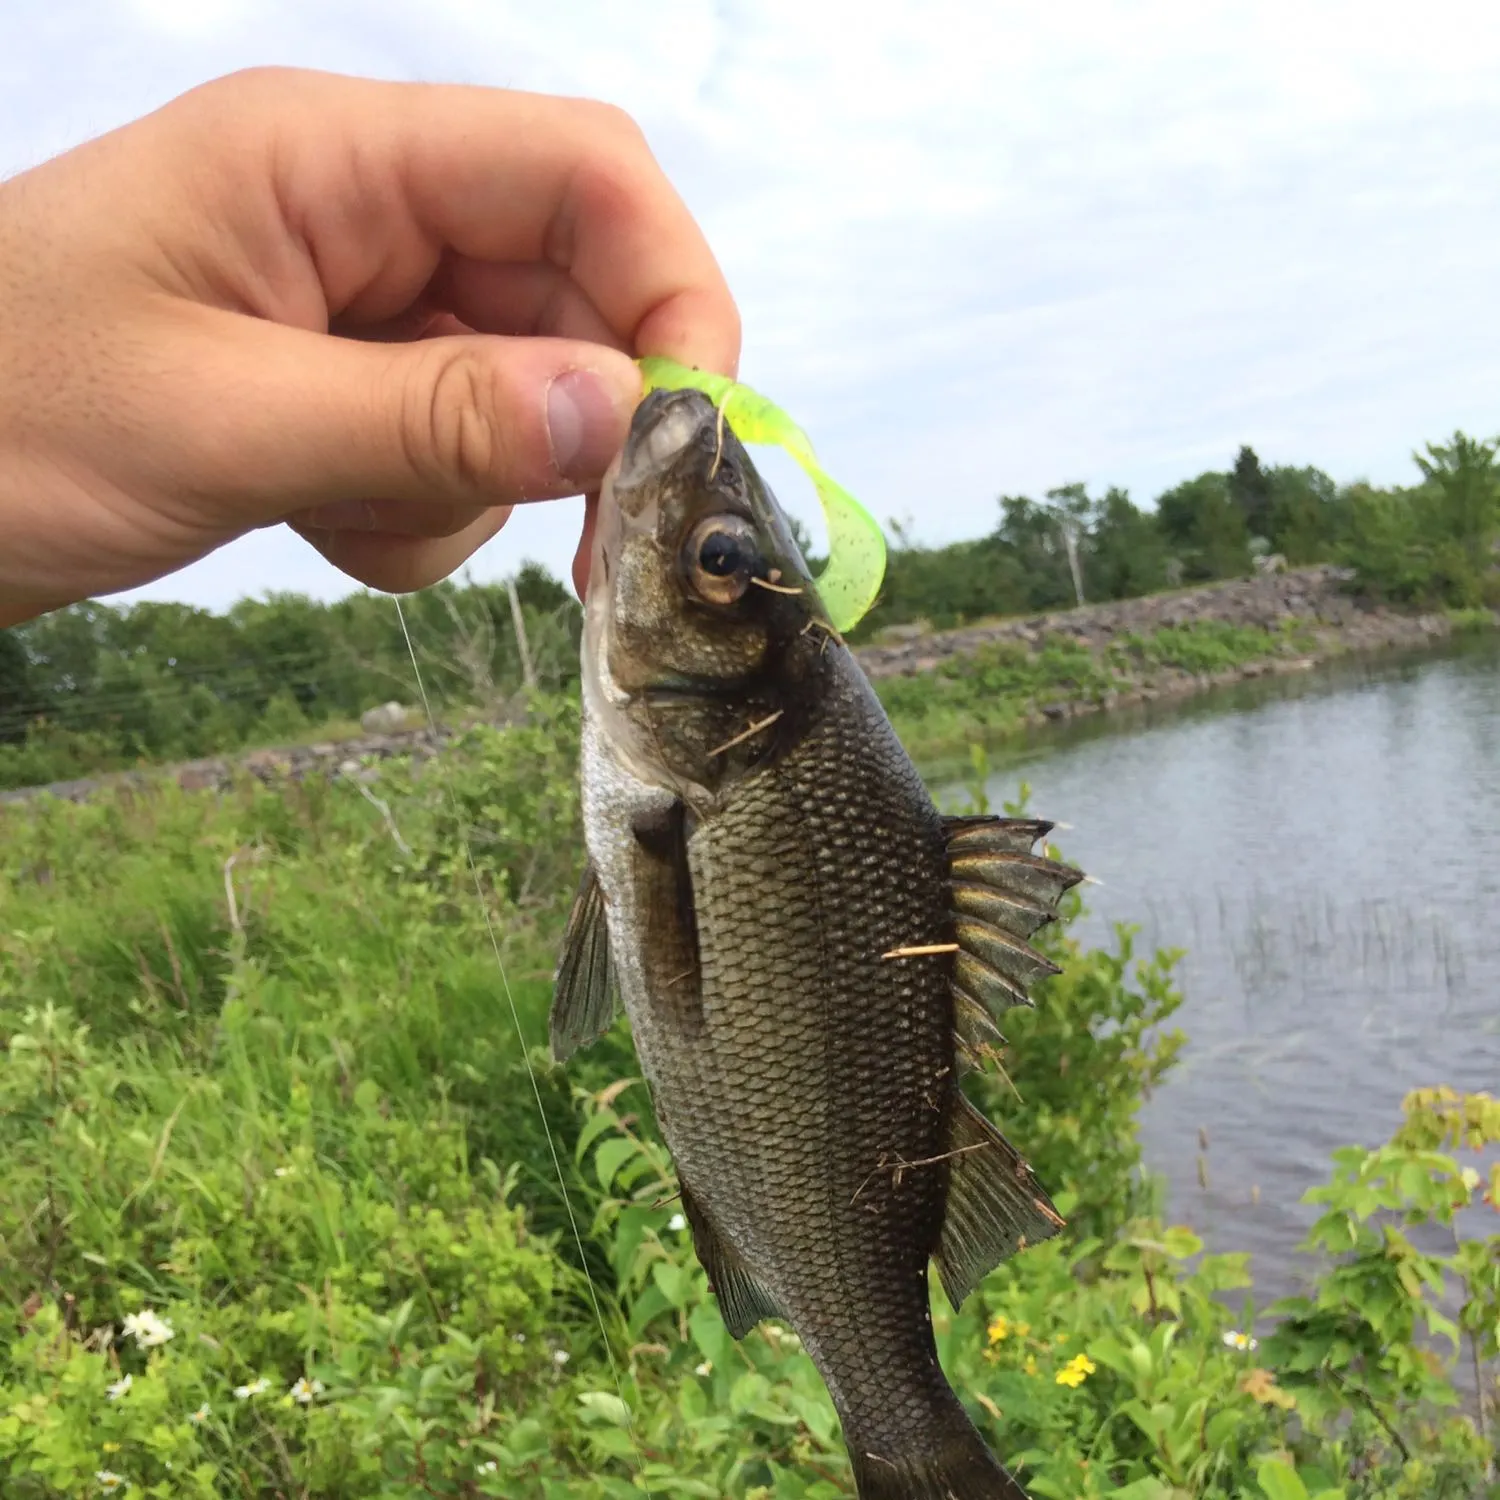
(551, 388, 1082, 1500)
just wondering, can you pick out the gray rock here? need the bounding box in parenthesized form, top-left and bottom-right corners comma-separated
(360, 702, 412, 735)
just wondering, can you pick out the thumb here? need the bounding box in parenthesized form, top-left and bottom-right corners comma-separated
(160, 315, 644, 522)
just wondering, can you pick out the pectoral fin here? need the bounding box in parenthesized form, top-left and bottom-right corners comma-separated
(679, 1179, 785, 1339)
(549, 862, 619, 1062)
(935, 1094, 1064, 1309)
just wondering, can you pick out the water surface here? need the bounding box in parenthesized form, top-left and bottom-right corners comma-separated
(938, 635, 1500, 1302)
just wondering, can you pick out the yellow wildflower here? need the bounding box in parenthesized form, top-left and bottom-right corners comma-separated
(986, 1316, 1010, 1345)
(1055, 1353, 1097, 1388)
(1240, 1368, 1296, 1410)
(1023, 1355, 1038, 1376)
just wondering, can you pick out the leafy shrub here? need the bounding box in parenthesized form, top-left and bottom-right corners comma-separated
(0, 716, 1493, 1496)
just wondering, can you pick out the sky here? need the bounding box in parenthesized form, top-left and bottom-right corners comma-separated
(5, 1, 1500, 612)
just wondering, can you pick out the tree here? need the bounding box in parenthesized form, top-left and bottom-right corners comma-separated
(993, 496, 1075, 612)
(1153, 472, 1251, 582)
(1042, 484, 1093, 606)
(1228, 446, 1274, 542)
(0, 629, 34, 743)
(1266, 465, 1340, 564)
(1087, 487, 1170, 600)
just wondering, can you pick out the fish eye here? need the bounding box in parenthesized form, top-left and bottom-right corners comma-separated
(682, 515, 760, 606)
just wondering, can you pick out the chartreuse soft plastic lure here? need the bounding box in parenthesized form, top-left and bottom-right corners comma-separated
(637, 356, 886, 634)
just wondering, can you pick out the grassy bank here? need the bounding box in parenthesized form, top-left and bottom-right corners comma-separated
(876, 618, 1320, 763)
(1, 706, 1495, 1498)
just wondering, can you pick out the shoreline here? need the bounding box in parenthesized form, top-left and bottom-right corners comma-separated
(3, 566, 1493, 809)
(867, 564, 1495, 760)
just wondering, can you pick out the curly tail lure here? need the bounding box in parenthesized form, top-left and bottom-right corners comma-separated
(637, 356, 887, 634)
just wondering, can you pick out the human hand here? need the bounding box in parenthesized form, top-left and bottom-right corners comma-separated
(0, 68, 740, 627)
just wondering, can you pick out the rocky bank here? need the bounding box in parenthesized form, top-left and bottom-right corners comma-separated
(1, 566, 1487, 808)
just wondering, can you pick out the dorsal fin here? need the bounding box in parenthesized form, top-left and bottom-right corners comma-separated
(948, 849, 1082, 910)
(944, 814, 1056, 852)
(951, 881, 1056, 940)
(952, 987, 1006, 1073)
(943, 816, 1079, 1025)
(955, 918, 1061, 989)
(935, 1094, 1064, 1309)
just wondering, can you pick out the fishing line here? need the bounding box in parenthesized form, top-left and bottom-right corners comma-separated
(393, 594, 654, 1492)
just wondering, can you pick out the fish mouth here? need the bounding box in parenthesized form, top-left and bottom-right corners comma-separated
(613, 387, 719, 491)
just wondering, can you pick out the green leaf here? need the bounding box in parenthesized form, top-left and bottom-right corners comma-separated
(593, 1136, 640, 1192)
(636, 355, 886, 632)
(577, 1391, 633, 1428)
(1160, 1225, 1204, 1258)
(1257, 1456, 1310, 1500)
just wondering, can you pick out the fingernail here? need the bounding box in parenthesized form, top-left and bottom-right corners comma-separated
(547, 369, 630, 484)
(302, 499, 375, 532)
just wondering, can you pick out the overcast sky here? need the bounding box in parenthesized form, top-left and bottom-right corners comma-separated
(5, 1, 1500, 612)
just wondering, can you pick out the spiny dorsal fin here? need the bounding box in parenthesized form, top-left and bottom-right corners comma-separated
(951, 881, 1056, 940)
(944, 815, 1079, 1023)
(935, 1094, 1064, 1309)
(949, 849, 1082, 911)
(549, 862, 619, 1062)
(944, 814, 1056, 852)
(955, 919, 1061, 989)
(679, 1179, 785, 1339)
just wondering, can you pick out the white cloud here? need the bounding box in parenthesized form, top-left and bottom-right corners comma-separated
(4, 0, 1500, 609)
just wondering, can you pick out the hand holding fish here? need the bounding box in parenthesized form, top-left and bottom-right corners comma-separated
(0, 68, 740, 627)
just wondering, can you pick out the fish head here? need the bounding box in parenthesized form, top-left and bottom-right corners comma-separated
(583, 388, 832, 801)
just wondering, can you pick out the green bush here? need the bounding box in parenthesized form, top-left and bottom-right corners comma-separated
(0, 714, 1494, 1496)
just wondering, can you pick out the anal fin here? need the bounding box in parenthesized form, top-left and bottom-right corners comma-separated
(549, 862, 618, 1062)
(953, 986, 1007, 1070)
(679, 1179, 785, 1339)
(935, 1095, 1064, 1309)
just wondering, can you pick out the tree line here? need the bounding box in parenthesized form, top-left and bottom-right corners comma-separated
(0, 565, 581, 787)
(858, 431, 1500, 635)
(1, 430, 1496, 790)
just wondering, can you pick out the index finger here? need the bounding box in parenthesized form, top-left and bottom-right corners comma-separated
(162, 69, 742, 377)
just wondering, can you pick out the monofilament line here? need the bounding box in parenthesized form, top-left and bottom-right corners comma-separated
(394, 595, 652, 1492)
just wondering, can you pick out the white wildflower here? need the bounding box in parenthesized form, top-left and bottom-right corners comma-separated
(233, 1377, 271, 1400)
(666, 1213, 686, 1232)
(1222, 1329, 1259, 1352)
(189, 1402, 210, 1424)
(106, 1374, 133, 1400)
(476, 1460, 499, 1474)
(121, 1309, 174, 1350)
(95, 1472, 127, 1493)
(289, 1377, 325, 1405)
(552, 1349, 570, 1367)
(512, 1332, 526, 1344)
(694, 1361, 712, 1378)
(274, 1167, 292, 1179)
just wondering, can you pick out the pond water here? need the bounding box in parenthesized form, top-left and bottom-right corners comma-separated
(936, 633, 1500, 1305)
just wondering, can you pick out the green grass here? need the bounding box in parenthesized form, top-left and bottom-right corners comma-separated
(0, 698, 1493, 1498)
(877, 618, 1318, 762)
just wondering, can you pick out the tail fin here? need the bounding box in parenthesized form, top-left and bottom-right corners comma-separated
(847, 1401, 1030, 1500)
